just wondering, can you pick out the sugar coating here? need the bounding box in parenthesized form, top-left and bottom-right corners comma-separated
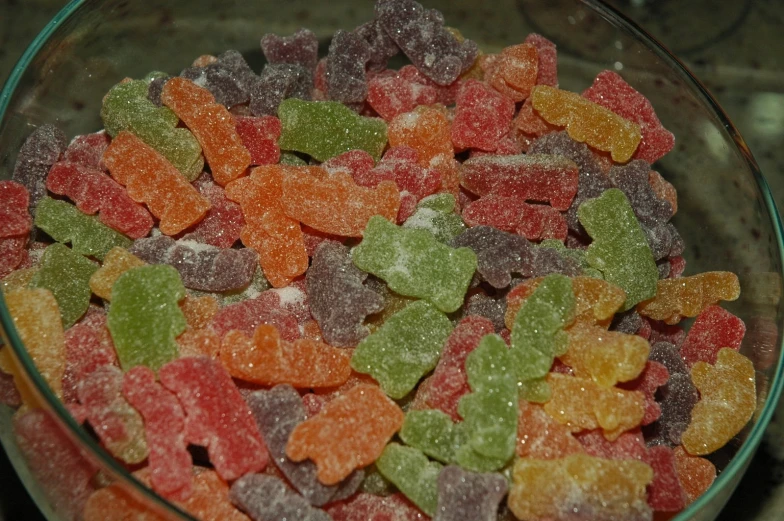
(325, 492, 423, 521)
(88, 246, 146, 301)
(388, 106, 453, 170)
(307, 241, 385, 347)
(278, 99, 388, 161)
(451, 79, 515, 152)
(220, 324, 352, 388)
(647, 341, 699, 446)
(575, 428, 647, 461)
(516, 400, 584, 459)
(352, 300, 452, 398)
(681, 305, 746, 366)
(107, 265, 186, 371)
(355, 20, 400, 72)
(367, 71, 439, 122)
(62, 309, 118, 404)
(532, 85, 642, 163)
(637, 272, 741, 325)
(608, 159, 672, 227)
(287, 384, 404, 485)
(0, 236, 27, 279)
(129, 235, 257, 292)
(5, 288, 66, 399)
(261, 28, 319, 71)
(484, 43, 538, 102)
(234, 116, 281, 166)
(34, 197, 132, 260)
(508, 453, 653, 521)
(681, 348, 756, 455)
(462, 195, 568, 242)
(182, 50, 259, 109)
(673, 446, 716, 505)
(352, 216, 477, 313)
(400, 409, 468, 464)
(63, 131, 111, 171)
(77, 365, 149, 464)
(403, 194, 465, 243)
(376, 443, 442, 515)
(578, 188, 658, 311)
(209, 291, 300, 342)
(644, 445, 686, 511)
(375, 0, 478, 86)
(525, 33, 558, 87)
(30, 243, 97, 328)
(100, 79, 204, 180)
(249, 63, 313, 116)
(434, 466, 508, 521)
(161, 77, 251, 186)
(103, 131, 211, 236)
(618, 360, 669, 426)
(230, 474, 331, 521)
(326, 30, 371, 104)
(0, 181, 32, 238)
(11, 123, 67, 212)
(181, 173, 246, 249)
(464, 292, 507, 332)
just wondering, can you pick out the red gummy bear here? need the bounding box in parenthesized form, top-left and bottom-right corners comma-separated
(644, 445, 686, 512)
(63, 131, 111, 171)
(183, 174, 246, 249)
(619, 360, 669, 426)
(680, 305, 745, 367)
(575, 428, 647, 461)
(326, 492, 425, 521)
(525, 33, 558, 87)
(62, 308, 118, 404)
(463, 195, 568, 241)
(235, 115, 282, 166)
(367, 70, 439, 121)
(451, 79, 515, 152)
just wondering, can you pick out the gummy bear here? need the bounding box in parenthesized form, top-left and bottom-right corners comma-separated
(209, 293, 300, 343)
(484, 43, 538, 102)
(0, 181, 32, 239)
(62, 131, 110, 171)
(516, 400, 584, 459)
(618, 360, 669, 426)
(235, 116, 281, 166)
(326, 29, 371, 104)
(644, 445, 686, 512)
(451, 79, 515, 152)
(11, 123, 67, 212)
(88, 246, 146, 301)
(230, 474, 331, 521)
(326, 493, 424, 521)
(181, 50, 259, 109)
(250, 63, 313, 116)
(462, 195, 568, 241)
(637, 272, 741, 324)
(681, 305, 745, 367)
(673, 445, 716, 505)
(180, 174, 246, 249)
(375, 443, 442, 516)
(525, 33, 558, 87)
(62, 309, 118, 404)
(399, 409, 468, 464)
(367, 70, 439, 121)
(434, 466, 507, 521)
(403, 193, 466, 243)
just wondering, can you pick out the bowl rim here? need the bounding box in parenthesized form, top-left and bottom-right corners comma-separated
(0, 0, 783, 520)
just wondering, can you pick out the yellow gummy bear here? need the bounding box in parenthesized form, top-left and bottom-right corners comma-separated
(636, 271, 740, 324)
(89, 246, 146, 301)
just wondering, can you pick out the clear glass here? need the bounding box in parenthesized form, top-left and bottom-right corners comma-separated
(0, 0, 782, 520)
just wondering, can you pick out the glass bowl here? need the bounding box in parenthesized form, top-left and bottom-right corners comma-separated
(0, 0, 782, 520)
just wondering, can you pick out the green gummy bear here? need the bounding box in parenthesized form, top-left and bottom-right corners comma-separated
(352, 216, 477, 313)
(457, 334, 518, 464)
(403, 193, 466, 244)
(359, 464, 395, 496)
(278, 99, 388, 161)
(578, 188, 658, 311)
(538, 239, 603, 279)
(35, 197, 132, 260)
(351, 300, 452, 399)
(510, 274, 574, 401)
(279, 151, 309, 166)
(376, 443, 442, 516)
(107, 265, 187, 371)
(400, 409, 468, 464)
(30, 243, 97, 328)
(101, 78, 203, 180)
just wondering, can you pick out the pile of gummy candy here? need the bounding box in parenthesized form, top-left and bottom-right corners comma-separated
(0, 0, 758, 520)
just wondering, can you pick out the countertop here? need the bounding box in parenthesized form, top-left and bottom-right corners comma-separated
(1, 1, 783, 520)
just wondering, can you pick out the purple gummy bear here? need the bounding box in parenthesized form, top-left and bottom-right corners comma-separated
(657, 259, 671, 279)
(230, 474, 332, 521)
(306, 241, 385, 347)
(610, 309, 643, 335)
(609, 159, 672, 227)
(12, 124, 67, 213)
(450, 226, 535, 289)
(147, 75, 170, 107)
(354, 19, 399, 71)
(646, 341, 699, 446)
(530, 245, 582, 278)
(129, 235, 257, 292)
(375, 0, 478, 86)
(261, 28, 320, 72)
(434, 466, 508, 521)
(643, 222, 674, 261)
(325, 30, 372, 104)
(249, 63, 312, 116)
(246, 385, 363, 506)
(667, 222, 684, 257)
(181, 50, 259, 108)
(465, 291, 507, 333)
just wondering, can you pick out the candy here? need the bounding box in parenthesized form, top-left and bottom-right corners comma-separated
(462, 195, 568, 241)
(582, 70, 675, 164)
(351, 300, 453, 399)
(5, 288, 65, 399)
(180, 174, 245, 248)
(230, 474, 331, 521)
(62, 309, 118, 404)
(129, 236, 257, 292)
(647, 342, 699, 446)
(608, 159, 672, 227)
(681, 305, 746, 367)
(0, 236, 27, 279)
(681, 348, 756, 455)
(100, 79, 204, 180)
(544, 373, 645, 440)
(352, 216, 477, 313)
(644, 445, 686, 512)
(637, 271, 741, 324)
(403, 194, 466, 243)
(326, 30, 371, 104)
(375, 0, 478, 86)
(62, 132, 110, 170)
(388, 106, 453, 168)
(673, 445, 716, 505)
(225, 165, 308, 288)
(34, 197, 132, 260)
(434, 466, 508, 521)
(221, 324, 352, 388)
(161, 77, 251, 185)
(531, 85, 642, 163)
(618, 360, 669, 426)
(0, 181, 32, 238)
(326, 493, 424, 521)
(578, 188, 658, 310)
(483, 43, 538, 102)
(367, 71, 438, 121)
(575, 428, 647, 461)
(77, 365, 148, 464)
(122, 366, 192, 501)
(281, 168, 400, 237)
(249, 63, 313, 116)
(355, 20, 400, 72)
(46, 161, 154, 239)
(159, 357, 268, 481)
(287, 384, 404, 485)
(451, 79, 515, 152)
(508, 454, 653, 521)
(209, 294, 300, 343)
(11, 123, 67, 212)
(88, 246, 146, 301)
(103, 131, 211, 235)
(181, 50, 258, 109)
(464, 291, 507, 332)
(234, 116, 281, 166)
(375, 443, 442, 516)
(107, 265, 187, 371)
(278, 98, 388, 161)
(525, 33, 558, 87)
(399, 409, 468, 464)
(261, 28, 319, 70)
(516, 400, 584, 459)
(307, 241, 385, 347)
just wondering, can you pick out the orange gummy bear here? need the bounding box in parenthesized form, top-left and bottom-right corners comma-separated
(220, 324, 352, 388)
(561, 323, 650, 388)
(673, 446, 716, 505)
(286, 383, 404, 485)
(636, 271, 740, 325)
(681, 348, 756, 455)
(103, 131, 211, 236)
(177, 328, 221, 359)
(281, 169, 400, 237)
(89, 247, 146, 301)
(544, 373, 645, 440)
(531, 85, 642, 163)
(484, 43, 538, 102)
(649, 170, 678, 215)
(508, 453, 653, 521)
(517, 400, 584, 460)
(225, 165, 308, 288)
(161, 77, 251, 186)
(180, 295, 219, 330)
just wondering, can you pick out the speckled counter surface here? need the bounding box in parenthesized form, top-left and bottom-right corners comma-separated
(1, 1, 783, 520)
